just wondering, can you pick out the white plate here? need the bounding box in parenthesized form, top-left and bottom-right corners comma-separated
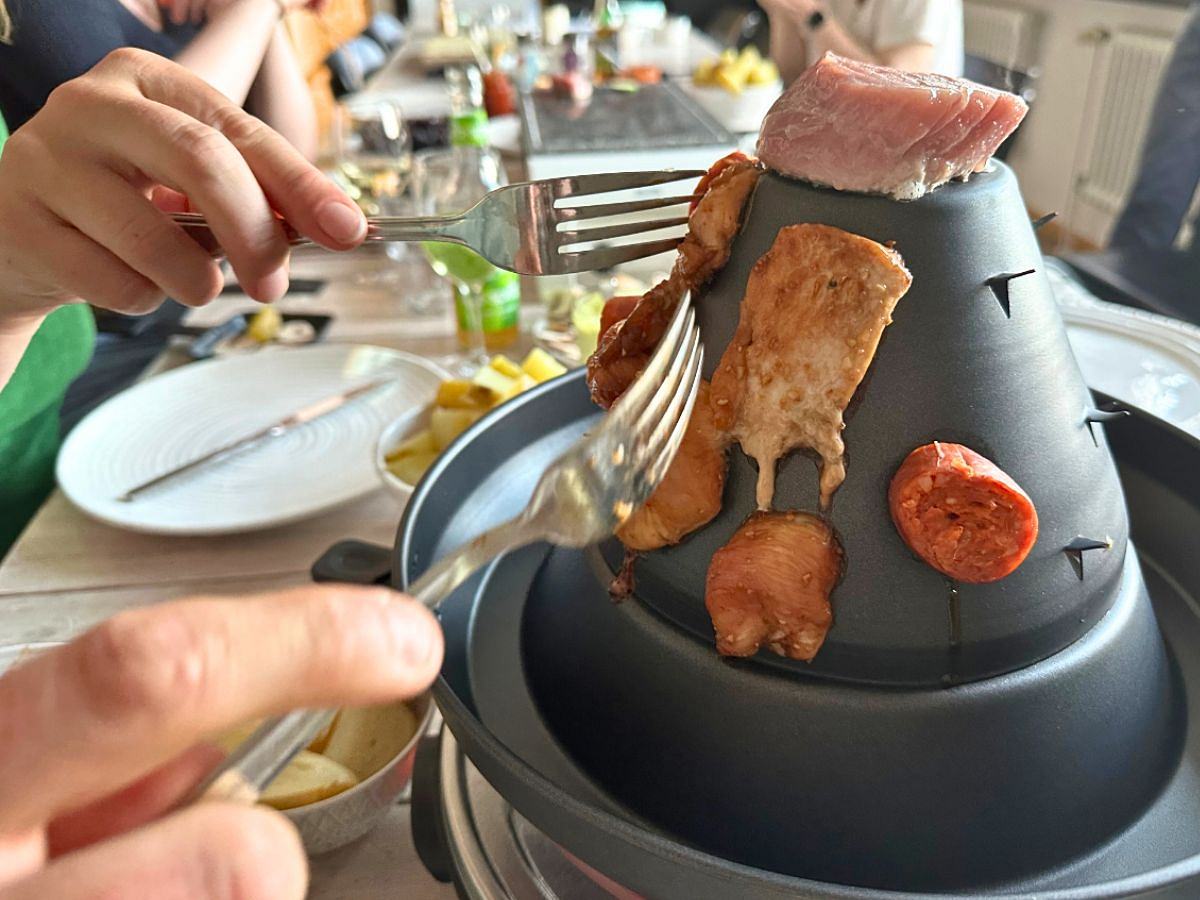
(57, 344, 449, 535)
(676, 78, 781, 135)
(1052, 260, 1200, 438)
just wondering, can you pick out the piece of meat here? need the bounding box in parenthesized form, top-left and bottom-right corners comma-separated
(705, 511, 843, 660)
(586, 158, 762, 408)
(599, 295, 642, 342)
(710, 223, 911, 509)
(617, 381, 727, 551)
(889, 442, 1038, 583)
(757, 52, 1028, 200)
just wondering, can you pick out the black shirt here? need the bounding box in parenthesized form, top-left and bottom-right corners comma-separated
(0, 0, 199, 132)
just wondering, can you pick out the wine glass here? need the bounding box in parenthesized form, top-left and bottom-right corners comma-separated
(334, 97, 439, 306)
(413, 146, 509, 374)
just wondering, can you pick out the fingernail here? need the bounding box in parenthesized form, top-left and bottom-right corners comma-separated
(254, 264, 289, 303)
(317, 201, 367, 245)
(385, 604, 439, 669)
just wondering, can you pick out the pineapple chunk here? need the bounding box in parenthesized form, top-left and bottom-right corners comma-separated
(246, 306, 283, 343)
(748, 59, 779, 85)
(436, 379, 497, 410)
(489, 355, 523, 379)
(385, 428, 437, 462)
(261, 751, 358, 810)
(431, 406, 484, 450)
(521, 347, 567, 383)
(693, 59, 717, 85)
(719, 48, 737, 65)
(387, 449, 439, 485)
(472, 365, 519, 401)
(715, 68, 743, 94)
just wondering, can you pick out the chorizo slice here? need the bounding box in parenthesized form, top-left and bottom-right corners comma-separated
(888, 442, 1038, 583)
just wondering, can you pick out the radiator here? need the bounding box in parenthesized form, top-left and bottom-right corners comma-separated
(1075, 29, 1176, 216)
(963, 1, 1040, 69)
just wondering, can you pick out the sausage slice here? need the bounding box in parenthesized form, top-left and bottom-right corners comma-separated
(889, 442, 1038, 583)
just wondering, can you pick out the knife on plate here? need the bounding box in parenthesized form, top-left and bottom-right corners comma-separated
(116, 378, 392, 503)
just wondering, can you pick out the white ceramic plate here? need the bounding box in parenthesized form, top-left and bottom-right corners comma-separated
(1052, 261, 1200, 439)
(57, 344, 449, 535)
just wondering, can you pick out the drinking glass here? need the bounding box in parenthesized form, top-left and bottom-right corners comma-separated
(334, 97, 440, 305)
(413, 146, 509, 373)
(334, 96, 412, 217)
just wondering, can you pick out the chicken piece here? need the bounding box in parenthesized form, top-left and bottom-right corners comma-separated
(617, 381, 727, 551)
(710, 223, 912, 509)
(757, 52, 1028, 200)
(705, 511, 843, 660)
(587, 157, 762, 408)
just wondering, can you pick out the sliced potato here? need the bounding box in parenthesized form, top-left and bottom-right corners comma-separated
(521, 347, 567, 383)
(308, 711, 341, 755)
(387, 449, 439, 485)
(431, 406, 484, 451)
(386, 428, 438, 462)
(261, 751, 358, 810)
(323, 702, 420, 782)
(436, 379, 497, 410)
(490, 355, 523, 379)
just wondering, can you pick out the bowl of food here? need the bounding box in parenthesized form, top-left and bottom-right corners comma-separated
(217, 694, 434, 855)
(683, 46, 781, 135)
(377, 349, 568, 499)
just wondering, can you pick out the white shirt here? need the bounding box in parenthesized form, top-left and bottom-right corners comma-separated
(817, 0, 964, 77)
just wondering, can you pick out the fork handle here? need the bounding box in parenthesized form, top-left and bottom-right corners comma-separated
(191, 513, 545, 804)
(365, 214, 468, 246)
(173, 213, 469, 258)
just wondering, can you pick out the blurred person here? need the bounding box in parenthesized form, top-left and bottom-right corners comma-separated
(0, 50, 443, 900)
(1109, 2, 1200, 254)
(758, 0, 964, 84)
(0, 0, 322, 553)
(0, 0, 319, 158)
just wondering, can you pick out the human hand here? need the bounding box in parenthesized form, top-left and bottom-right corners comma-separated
(0, 48, 366, 320)
(757, 0, 820, 19)
(0, 584, 442, 899)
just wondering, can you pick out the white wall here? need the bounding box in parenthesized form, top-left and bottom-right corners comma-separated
(1001, 0, 1189, 244)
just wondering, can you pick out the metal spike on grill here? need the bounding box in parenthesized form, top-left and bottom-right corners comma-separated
(1084, 405, 1131, 446)
(1031, 212, 1058, 230)
(985, 268, 1037, 318)
(1063, 536, 1113, 580)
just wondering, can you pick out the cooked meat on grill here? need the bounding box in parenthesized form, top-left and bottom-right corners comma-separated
(705, 510, 843, 660)
(586, 155, 761, 409)
(710, 223, 912, 510)
(889, 442, 1039, 583)
(616, 381, 728, 551)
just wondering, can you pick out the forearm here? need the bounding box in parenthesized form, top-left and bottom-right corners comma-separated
(247, 26, 319, 160)
(173, 0, 283, 105)
(767, 9, 809, 84)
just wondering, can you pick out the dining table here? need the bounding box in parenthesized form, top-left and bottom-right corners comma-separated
(0, 244, 542, 899)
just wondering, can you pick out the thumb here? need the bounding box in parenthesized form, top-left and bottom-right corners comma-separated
(1, 804, 306, 900)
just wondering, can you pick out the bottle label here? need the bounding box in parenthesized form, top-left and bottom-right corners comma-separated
(456, 269, 520, 332)
(450, 109, 489, 147)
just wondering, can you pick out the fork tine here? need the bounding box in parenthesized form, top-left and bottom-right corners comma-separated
(605, 294, 693, 430)
(555, 194, 701, 222)
(638, 344, 704, 493)
(556, 216, 690, 248)
(550, 170, 706, 199)
(631, 325, 700, 441)
(555, 238, 683, 274)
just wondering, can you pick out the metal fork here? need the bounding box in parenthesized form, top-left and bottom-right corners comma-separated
(192, 293, 703, 804)
(173, 169, 704, 276)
